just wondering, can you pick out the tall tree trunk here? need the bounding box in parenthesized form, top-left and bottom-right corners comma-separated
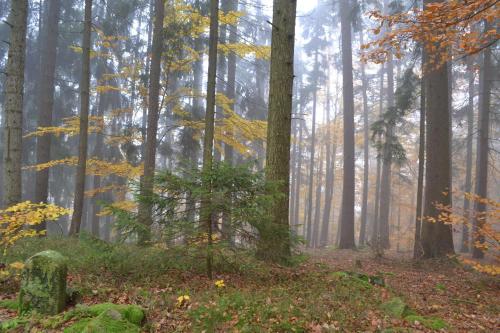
(201, 0, 219, 278)
(338, 0, 356, 249)
(420, 0, 454, 257)
(460, 59, 475, 253)
(221, 0, 238, 240)
(137, 0, 164, 243)
(321, 95, 337, 247)
(371, 65, 384, 245)
(2, 0, 28, 208)
(34, 0, 61, 232)
(377, 56, 395, 249)
(259, 0, 297, 262)
(472, 28, 492, 259)
(312, 145, 324, 248)
(141, 0, 154, 155)
(293, 118, 303, 233)
(69, 0, 92, 235)
(306, 50, 319, 246)
(358, 29, 369, 246)
(413, 76, 425, 259)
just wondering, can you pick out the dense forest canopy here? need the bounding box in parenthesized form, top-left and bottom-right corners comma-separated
(0, 0, 498, 331)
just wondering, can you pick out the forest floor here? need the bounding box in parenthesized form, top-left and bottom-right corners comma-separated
(0, 239, 498, 332)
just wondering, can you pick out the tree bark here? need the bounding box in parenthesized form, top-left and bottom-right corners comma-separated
(137, 0, 164, 243)
(69, 0, 92, 235)
(259, 0, 297, 262)
(2, 0, 28, 208)
(338, 0, 356, 249)
(34, 0, 61, 231)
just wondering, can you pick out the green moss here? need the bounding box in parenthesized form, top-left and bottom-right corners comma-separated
(381, 297, 415, 318)
(68, 303, 144, 326)
(0, 299, 19, 311)
(404, 315, 448, 330)
(0, 318, 28, 331)
(64, 307, 143, 333)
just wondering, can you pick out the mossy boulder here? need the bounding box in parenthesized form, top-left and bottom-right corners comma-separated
(64, 303, 145, 333)
(18, 250, 68, 315)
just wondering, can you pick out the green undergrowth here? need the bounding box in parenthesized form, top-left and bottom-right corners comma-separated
(381, 297, 448, 330)
(4, 235, 275, 284)
(187, 269, 382, 332)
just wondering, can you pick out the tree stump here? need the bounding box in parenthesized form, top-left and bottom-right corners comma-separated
(18, 250, 68, 315)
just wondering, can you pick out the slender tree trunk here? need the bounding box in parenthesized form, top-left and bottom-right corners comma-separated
(312, 145, 324, 248)
(306, 51, 319, 246)
(371, 65, 384, 245)
(137, 0, 164, 243)
(221, 0, 238, 240)
(2, 0, 28, 208)
(293, 119, 303, 233)
(321, 95, 335, 247)
(413, 76, 425, 259)
(460, 59, 475, 253)
(90, 68, 107, 238)
(358, 30, 369, 246)
(338, 0, 356, 249)
(201, 0, 220, 278)
(472, 28, 492, 259)
(69, 0, 92, 235)
(34, 0, 61, 232)
(259, 0, 297, 262)
(421, 0, 454, 257)
(377, 56, 395, 249)
(141, 0, 154, 156)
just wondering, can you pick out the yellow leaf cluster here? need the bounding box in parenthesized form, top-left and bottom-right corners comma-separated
(97, 200, 137, 217)
(0, 201, 71, 253)
(25, 157, 143, 179)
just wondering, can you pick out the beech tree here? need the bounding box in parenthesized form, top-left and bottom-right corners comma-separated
(338, 0, 356, 249)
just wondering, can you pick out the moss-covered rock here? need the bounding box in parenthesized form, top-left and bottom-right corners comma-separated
(64, 304, 145, 333)
(381, 297, 415, 318)
(69, 303, 145, 326)
(18, 250, 68, 315)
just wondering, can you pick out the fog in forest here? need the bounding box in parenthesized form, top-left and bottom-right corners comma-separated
(0, 0, 498, 331)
